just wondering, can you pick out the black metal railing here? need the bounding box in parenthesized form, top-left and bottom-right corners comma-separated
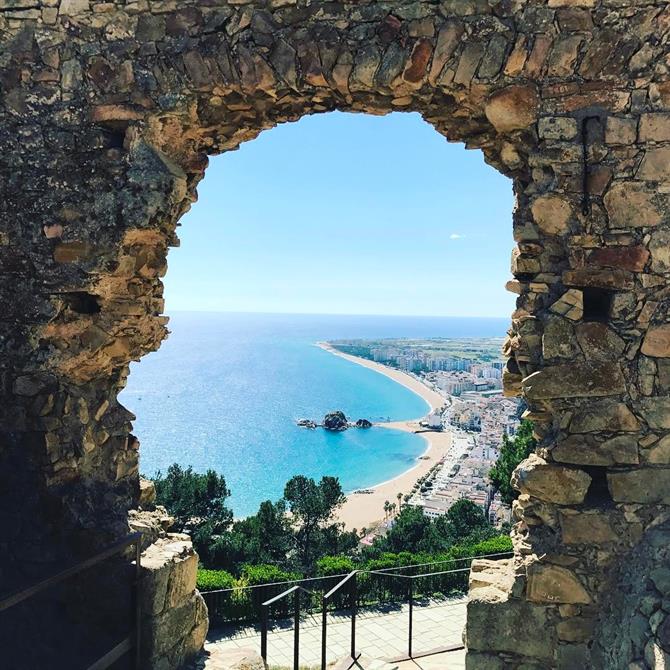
(260, 583, 316, 670)
(322, 571, 359, 668)
(207, 550, 512, 669)
(0, 532, 143, 670)
(367, 565, 474, 660)
(201, 550, 513, 626)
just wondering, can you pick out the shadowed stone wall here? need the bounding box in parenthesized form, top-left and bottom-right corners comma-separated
(1, 0, 669, 668)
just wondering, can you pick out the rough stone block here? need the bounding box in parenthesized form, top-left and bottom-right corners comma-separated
(141, 536, 199, 617)
(466, 596, 554, 660)
(563, 268, 634, 290)
(642, 436, 670, 465)
(569, 400, 639, 433)
(522, 362, 625, 400)
(485, 85, 539, 133)
(552, 434, 638, 466)
(531, 195, 573, 235)
(589, 245, 649, 273)
(606, 117, 638, 145)
(604, 183, 663, 229)
(608, 469, 670, 503)
(557, 616, 595, 642)
(469, 559, 515, 597)
(559, 510, 618, 544)
(465, 652, 504, 670)
(642, 326, 670, 358)
(638, 148, 670, 182)
(527, 563, 591, 604)
(557, 643, 591, 669)
(640, 113, 670, 142)
(639, 398, 670, 429)
(650, 230, 670, 273)
(512, 454, 591, 504)
(142, 591, 208, 667)
(575, 322, 625, 361)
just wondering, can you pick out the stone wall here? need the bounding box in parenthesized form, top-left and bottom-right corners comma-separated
(1, 0, 670, 668)
(141, 536, 208, 669)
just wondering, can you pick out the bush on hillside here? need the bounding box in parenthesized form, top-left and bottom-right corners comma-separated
(197, 569, 235, 592)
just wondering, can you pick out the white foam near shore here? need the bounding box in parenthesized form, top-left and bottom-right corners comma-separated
(317, 342, 459, 531)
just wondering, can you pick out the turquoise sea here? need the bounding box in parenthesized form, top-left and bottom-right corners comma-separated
(121, 312, 508, 517)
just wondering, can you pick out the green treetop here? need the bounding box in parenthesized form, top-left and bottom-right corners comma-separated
(488, 420, 537, 505)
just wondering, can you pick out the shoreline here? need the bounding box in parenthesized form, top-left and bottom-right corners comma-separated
(317, 342, 453, 531)
(317, 342, 445, 412)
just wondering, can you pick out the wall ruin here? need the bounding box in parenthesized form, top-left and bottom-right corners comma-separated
(1, 0, 670, 667)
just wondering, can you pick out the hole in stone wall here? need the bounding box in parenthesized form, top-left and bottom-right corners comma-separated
(122, 111, 516, 589)
(61, 291, 101, 315)
(105, 129, 126, 149)
(583, 288, 613, 322)
(583, 466, 612, 506)
(506, 357, 521, 376)
(513, 273, 535, 283)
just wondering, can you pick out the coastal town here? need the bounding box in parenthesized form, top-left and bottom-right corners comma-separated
(324, 339, 521, 534)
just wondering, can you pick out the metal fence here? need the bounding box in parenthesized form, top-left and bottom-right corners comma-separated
(0, 532, 143, 670)
(201, 550, 512, 670)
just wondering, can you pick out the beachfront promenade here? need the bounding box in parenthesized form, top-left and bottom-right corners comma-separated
(323, 344, 516, 533)
(200, 597, 467, 669)
(322, 344, 466, 531)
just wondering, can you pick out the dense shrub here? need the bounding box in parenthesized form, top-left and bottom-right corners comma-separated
(316, 555, 355, 577)
(197, 569, 235, 592)
(199, 535, 513, 623)
(239, 563, 301, 587)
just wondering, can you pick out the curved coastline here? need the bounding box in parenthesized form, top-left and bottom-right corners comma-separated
(317, 342, 454, 531)
(317, 342, 443, 412)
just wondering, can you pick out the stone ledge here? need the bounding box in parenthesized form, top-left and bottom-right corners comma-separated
(466, 561, 555, 662)
(140, 535, 208, 669)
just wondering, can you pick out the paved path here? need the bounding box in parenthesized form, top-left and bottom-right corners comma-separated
(205, 597, 467, 668)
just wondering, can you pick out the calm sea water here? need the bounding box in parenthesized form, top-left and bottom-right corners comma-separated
(121, 312, 508, 517)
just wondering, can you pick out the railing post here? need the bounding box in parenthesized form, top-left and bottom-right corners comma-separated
(351, 572, 357, 660)
(321, 595, 327, 670)
(260, 598, 268, 664)
(134, 536, 142, 670)
(408, 578, 414, 659)
(293, 589, 300, 670)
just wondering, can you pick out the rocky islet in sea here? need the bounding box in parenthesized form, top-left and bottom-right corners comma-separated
(296, 411, 373, 431)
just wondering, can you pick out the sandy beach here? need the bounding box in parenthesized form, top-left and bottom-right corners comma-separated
(317, 343, 452, 531)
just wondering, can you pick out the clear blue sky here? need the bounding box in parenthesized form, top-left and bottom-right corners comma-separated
(165, 111, 515, 317)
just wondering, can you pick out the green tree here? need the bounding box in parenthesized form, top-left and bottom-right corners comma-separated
(205, 499, 293, 571)
(489, 420, 537, 505)
(444, 499, 489, 540)
(375, 505, 431, 554)
(153, 464, 232, 535)
(283, 475, 347, 572)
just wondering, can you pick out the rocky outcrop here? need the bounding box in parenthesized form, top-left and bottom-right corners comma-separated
(139, 477, 157, 510)
(355, 419, 373, 429)
(323, 411, 348, 432)
(129, 507, 175, 550)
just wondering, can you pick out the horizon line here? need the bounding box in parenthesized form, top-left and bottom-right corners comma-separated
(163, 309, 511, 319)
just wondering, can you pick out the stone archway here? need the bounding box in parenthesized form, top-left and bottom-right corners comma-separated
(1, 1, 669, 668)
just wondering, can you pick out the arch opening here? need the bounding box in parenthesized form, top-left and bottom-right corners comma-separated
(3, 2, 665, 668)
